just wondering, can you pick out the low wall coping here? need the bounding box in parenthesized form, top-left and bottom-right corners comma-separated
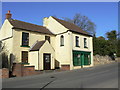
(24, 66, 35, 67)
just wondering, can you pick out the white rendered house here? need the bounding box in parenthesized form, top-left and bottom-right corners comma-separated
(0, 11, 93, 70)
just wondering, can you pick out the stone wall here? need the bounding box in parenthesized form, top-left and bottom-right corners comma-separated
(93, 55, 115, 66)
(115, 57, 120, 62)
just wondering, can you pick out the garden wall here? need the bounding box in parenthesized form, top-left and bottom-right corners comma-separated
(12, 63, 40, 77)
(93, 55, 115, 66)
(0, 68, 9, 78)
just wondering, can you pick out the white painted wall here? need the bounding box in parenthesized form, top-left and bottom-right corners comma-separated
(55, 31, 93, 70)
(39, 41, 55, 70)
(55, 31, 73, 67)
(43, 16, 68, 34)
(12, 29, 55, 63)
(0, 19, 13, 40)
(72, 33, 92, 52)
(72, 33, 93, 68)
(43, 16, 93, 69)
(29, 51, 38, 70)
(0, 19, 13, 63)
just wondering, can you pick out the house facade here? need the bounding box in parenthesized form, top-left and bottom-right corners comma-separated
(0, 11, 93, 70)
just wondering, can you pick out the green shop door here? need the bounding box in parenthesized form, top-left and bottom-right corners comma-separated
(81, 53, 84, 67)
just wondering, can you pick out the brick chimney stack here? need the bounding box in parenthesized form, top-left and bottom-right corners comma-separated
(6, 10, 12, 19)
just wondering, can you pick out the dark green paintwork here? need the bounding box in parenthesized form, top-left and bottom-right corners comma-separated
(73, 50, 91, 66)
(20, 45, 30, 48)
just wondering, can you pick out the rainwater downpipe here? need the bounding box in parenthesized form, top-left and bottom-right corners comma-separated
(38, 51, 39, 70)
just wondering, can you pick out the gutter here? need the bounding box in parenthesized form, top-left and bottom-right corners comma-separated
(55, 30, 92, 37)
(38, 51, 39, 70)
(12, 27, 55, 36)
(69, 30, 93, 37)
(55, 31, 69, 35)
(0, 36, 13, 41)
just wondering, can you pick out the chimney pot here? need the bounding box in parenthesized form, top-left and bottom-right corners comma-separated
(6, 10, 12, 19)
(8, 10, 10, 14)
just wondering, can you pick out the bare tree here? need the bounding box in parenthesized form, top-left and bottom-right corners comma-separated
(0, 41, 10, 69)
(63, 13, 96, 36)
(0, 41, 16, 71)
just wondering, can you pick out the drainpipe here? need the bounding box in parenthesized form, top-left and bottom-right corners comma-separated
(81, 65, 83, 68)
(38, 51, 39, 70)
(68, 31, 73, 70)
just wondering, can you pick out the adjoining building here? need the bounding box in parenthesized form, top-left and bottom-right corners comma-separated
(0, 11, 93, 70)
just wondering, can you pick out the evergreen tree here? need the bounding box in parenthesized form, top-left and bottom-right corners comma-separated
(106, 30, 117, 57)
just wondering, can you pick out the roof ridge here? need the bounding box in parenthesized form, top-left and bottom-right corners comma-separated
(12, 19, 45, 28)
(38, 40, 46, 42)
(30, 40, 46, 51)
(51, 16, 89, 35)
(51, 16, 79, 27)
(52, 16, 75, 25)
(7, 18, 54, 35)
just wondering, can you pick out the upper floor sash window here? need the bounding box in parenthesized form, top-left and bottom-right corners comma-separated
(22, 32, 29, 46)
(76, 36, 79, 47)
(84, 38, 87, 48)
(60, 35, 64, 46)
(45, 36, 50, 43)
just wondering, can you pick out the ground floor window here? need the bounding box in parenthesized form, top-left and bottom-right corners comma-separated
(73, 51, 91, 66)
(22, 51, 28, 63)
(73, 53, 81, 66)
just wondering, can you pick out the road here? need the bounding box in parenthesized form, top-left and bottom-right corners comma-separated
(2, 62, 118, 89)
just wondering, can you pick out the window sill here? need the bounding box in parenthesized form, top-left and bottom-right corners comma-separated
(18, 62, 30, 65)
(73, 65, 81, 66)
(84, 64, 91, 65)
(20, 45, 30, 48)
(84, 46, 88, 48)
(60, 45, 64, 47)
(76, 46, 80, 48)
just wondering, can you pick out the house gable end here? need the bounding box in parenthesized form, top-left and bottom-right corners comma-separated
(43, 16, 68, 34)
(0, 19, 13, 41)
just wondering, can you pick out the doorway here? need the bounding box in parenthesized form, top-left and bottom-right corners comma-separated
(43, 53, 51, 70)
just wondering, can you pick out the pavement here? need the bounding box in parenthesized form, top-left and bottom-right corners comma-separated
(2, 62, 119, 89)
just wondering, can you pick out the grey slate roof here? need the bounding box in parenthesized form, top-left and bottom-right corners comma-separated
(8, 19, 54, 35)
(52, 16, 91, 36)
(30, 40, 46, 51)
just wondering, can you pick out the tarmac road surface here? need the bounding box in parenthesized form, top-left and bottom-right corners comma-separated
(2, 62, 118, 89)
